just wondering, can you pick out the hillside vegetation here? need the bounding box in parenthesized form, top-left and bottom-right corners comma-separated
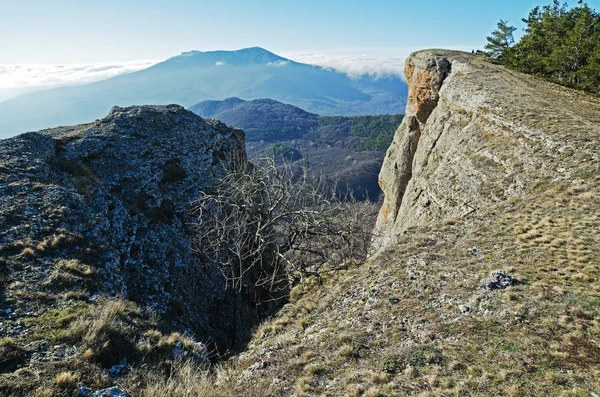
(316, 115, 404, 151)
(190, 97, 403, 151)
(191, 98, 404, 201)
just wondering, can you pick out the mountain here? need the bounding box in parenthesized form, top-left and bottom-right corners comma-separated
(189, 97, 404, 201)
(0, 47, 407, 139)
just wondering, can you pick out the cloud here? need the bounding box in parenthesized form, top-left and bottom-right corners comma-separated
(284, 53, 406, 79)
(0, 52, 415, 102)
(267, 60, 290, 67)
(0, 60, 159, 101)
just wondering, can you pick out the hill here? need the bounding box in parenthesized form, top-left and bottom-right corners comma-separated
(189, 97, 403, 201)
(189, 97, 403, 150)
(0, 47, 407, 139)
(189, 98, 319, 142)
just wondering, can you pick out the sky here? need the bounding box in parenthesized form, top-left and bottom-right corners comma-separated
(1, 0, 599, 100)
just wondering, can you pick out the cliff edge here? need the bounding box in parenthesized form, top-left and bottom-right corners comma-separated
(374, 50, 600, 251)
(0, 106, 253, 374)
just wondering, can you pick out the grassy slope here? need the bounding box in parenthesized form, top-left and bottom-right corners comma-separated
(207, 57, 600, 397)
(224, 168, 600, 396)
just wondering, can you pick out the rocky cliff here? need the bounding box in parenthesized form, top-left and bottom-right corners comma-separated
(374, 50, 600, 251)
(0, 105, 258, 354)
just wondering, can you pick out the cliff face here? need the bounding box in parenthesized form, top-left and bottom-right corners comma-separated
(0, 105, 256, 350)
(374, 50, 600, 251)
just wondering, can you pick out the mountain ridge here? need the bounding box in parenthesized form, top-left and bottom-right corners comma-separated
(0, 47, 407, 139)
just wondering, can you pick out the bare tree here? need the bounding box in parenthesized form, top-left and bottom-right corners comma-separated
(190, 158, 377, 295)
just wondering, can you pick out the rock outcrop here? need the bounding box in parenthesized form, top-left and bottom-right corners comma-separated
(0, 105, 258, 350)
(373, 50, 600, 251)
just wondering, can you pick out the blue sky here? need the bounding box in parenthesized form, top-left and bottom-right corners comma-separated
(1, 0, 598, 101)
(3, 0, 598, 63)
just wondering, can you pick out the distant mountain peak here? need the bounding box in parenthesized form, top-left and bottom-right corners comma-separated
(234, 46, 276, 55)
(179, 50, 203, 56)
(173, 47, 287, 65)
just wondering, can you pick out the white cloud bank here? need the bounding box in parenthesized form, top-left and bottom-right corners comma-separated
(0, 60, 159, 101)
(284, 53, 406, 79)
(0, 53, 409, 102)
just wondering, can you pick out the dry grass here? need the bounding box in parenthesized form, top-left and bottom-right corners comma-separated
(54, 371, 79, 387)
(32, 388, 55, 397)
(20, 247, 35, 257)
(42, 258, 96, 291)
(65, 298, 143, 367)
(128, 360, 271, 397)
(1, 297, 216, 396)
(199, 175, 600, 396)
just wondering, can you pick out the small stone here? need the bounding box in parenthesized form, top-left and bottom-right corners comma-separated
(77, 386, 94, 397)
(92, 387, 129, 397)
(247, 361, 268, 372)
(459, 304, 472, 314)
(109, 364, 128, 377)
(480, 270, 515, 290)
(468, 246, 483, 256)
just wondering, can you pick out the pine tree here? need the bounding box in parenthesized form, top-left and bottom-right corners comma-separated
(485, 20, 517, 61)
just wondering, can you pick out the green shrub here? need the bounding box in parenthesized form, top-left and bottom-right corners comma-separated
(406, 345, 443, 367)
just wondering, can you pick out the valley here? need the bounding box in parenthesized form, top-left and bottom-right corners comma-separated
(190, 97, 403, 201)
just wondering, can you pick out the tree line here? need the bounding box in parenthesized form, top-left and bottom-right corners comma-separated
(485, 0, 600, 94)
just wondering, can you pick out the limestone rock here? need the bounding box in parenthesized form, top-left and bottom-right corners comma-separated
(0, 105, 253, 350)
(373, 50, 600, 252)
(480, 270, 515, 290)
